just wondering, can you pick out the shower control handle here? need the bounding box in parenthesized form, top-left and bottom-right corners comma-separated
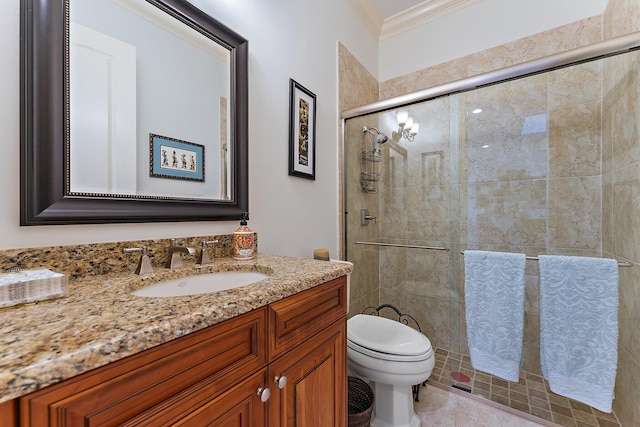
(360, 209, 377, 226)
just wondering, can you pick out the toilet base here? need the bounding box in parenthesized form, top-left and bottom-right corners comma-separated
(370, 382, 421, 427)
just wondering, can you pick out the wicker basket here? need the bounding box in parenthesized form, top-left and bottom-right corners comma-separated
(348, 377, 374, 427)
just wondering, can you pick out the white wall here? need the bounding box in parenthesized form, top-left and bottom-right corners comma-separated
(378, 0, 608, 81)
(185, 0, 380, 259)
(0, 0, 608, 257)
(0, 0, 376, 258)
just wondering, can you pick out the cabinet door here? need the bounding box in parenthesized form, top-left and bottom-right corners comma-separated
(268, 276, 347, 361)
(20, 308, 266, 427)
(0, 400, 18, 427)
(268, 319, 346, 427)
(123, 369, 269, 427)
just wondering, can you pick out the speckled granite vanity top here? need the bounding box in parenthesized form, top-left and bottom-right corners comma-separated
(0, 253, 352, 403)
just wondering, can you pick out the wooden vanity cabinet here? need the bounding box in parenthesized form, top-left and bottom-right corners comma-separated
(268, 276, 347, 427)
(15, 276, 347, 426)
(19, 307, 268, 427)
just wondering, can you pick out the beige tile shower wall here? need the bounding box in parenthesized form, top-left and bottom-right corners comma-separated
(374, 11, 612, 378)
(345, 115, 380, 315)
(605, 0, 640, 423)
(345, 115, 380, 314)
(603, 0, 640, 40)
(344, 116, 382, 316)
(338, 44, 379, 113)
(458, 73, 550, 368)
(603, 0, 640, 422)
(547, 61, 604, 254)
(379, 16, 602, 101)
(375, 97, 458, 350)
(370, 16, 607, 360)
(456, 63, 604, 372)
(338, 44, 380, 316)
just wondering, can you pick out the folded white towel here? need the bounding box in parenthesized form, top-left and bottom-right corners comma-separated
(539, 255, 618, 413)
(464, 250, 526, 382)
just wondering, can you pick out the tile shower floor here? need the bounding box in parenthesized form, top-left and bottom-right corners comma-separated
(421, 348, 623, 427)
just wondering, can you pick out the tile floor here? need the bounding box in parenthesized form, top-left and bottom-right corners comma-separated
(415, 382, 551, 426)
(423, 348, 622, 427)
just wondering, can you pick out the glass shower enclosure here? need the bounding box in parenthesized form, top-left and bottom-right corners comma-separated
(343, 37, 640, 419)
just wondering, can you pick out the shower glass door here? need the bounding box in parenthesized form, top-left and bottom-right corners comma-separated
(343, 95, 460, 365)
(344, 53, 609, 389)
(344, 41, 639, 424)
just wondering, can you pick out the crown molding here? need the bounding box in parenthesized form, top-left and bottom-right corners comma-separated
(348, 0, 385, 40)
(350, 0, 480, 41)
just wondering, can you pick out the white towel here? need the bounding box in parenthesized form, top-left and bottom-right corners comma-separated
(539, 255, 618, 413)
(464, 250, 526, 382)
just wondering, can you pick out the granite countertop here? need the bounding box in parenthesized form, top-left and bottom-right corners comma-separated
(0, 253, 352, 403)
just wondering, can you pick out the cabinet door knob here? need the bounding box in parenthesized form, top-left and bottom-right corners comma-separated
(274, 375, 288, 389)
(257, 387, 271, 402)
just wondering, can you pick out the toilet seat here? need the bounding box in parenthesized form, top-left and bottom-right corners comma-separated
(347, 314, 432, 356)
(347, 338, 434, 362)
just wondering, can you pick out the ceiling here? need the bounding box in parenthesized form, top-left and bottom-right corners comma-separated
(350, 0, 480, 40)
(372, 0, 426, 19)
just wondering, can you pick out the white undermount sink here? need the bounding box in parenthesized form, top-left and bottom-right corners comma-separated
(132, 271, 269, 297)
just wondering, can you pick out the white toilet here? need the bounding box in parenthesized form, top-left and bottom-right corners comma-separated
(347, 314, 435, 427)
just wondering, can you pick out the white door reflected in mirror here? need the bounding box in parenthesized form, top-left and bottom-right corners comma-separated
(70, 23, 137, 195)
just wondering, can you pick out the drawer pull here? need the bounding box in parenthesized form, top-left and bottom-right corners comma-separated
(257, 387, 271, 402)
(274, 375, 288, 389)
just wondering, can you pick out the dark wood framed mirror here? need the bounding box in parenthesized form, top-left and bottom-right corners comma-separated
(20, 0, 248, 225)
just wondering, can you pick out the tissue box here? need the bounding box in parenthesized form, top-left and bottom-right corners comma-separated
(0, 269, 67, 308)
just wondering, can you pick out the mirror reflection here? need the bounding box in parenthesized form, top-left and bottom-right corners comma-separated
(69, 0, 231, 201)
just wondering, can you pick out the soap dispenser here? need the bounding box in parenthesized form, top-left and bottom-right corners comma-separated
(233, 212, 255, 260)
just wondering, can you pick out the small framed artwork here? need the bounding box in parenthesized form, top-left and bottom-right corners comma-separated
(149, 133, 205, 182)
(288, 79, 316, 180)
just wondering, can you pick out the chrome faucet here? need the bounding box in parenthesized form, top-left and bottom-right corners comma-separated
(123, 246, 154, 275)
(166, 239, 196, 270)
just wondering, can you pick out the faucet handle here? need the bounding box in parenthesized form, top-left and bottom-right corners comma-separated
(197, 240, 219, 266)
(123, 246, 154, 275)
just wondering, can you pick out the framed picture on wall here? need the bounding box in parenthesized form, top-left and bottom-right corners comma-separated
(288, 79, 316, 180)
(149, 133, 205, 182)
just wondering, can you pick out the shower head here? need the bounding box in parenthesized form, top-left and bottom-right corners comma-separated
(375, 133, 389, 145)
(372, 133, 388, 155)
(363, 126, 389, 156)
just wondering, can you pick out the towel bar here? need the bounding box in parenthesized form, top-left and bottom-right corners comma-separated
(355, 241, 449, 251)
(460, 250, 633, 267)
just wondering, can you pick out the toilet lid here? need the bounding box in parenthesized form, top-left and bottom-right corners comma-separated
(347, 314, 432, 356)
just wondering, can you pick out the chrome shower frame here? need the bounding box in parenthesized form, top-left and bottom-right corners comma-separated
(341, 31, 640, 260)
(342, 32, 640, 121)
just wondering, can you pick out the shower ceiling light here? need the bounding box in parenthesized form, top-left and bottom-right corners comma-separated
(393, 110, 419, 142)
(396, 110, 409, 127)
